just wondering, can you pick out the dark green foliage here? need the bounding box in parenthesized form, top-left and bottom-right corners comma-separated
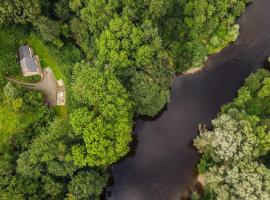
(70, 17, 92, 58)
(0, 0, 41, 24)
(34, 16, 63, 46)
(223, 69, 270, 116)
(174, 0, 250, 71)
(131, 72, 170, 116)
(68, 171, 108, 200)
(54, 0, 72, 21)
(0, 27, 25, 85)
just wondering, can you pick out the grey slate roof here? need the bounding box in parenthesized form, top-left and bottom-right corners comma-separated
(20, 57, 39, 72)
(18, 45, 39, 74)
(18, 45, 32, 59)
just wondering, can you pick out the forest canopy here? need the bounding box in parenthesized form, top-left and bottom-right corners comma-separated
(0, 0, 251, 199)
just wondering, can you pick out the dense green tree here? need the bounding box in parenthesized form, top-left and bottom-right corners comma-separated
(131, 72, 170, 116)
(195, 109, 270, 163)
(68, 171, 108, 200)
(17, 119, 76, 177)
(79, 0, 119, 35)
(15, 118, 108, 199)
(34, 16, 63, 47)
(70, 18, 92, 58)
(121, 0, 172, 22)
(0, 0, 41, 24)
(96, 16, 174, 115)
(70, 62, 133, 166)
(174, 0, 250, 71)
(3, 82, 23, 111)
(206, 162, 270, 200)
(223, 69, 270, 116)
(0, 27, 25, 85)
(54, 0, 71, 21)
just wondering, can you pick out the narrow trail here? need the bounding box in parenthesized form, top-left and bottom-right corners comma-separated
(6, 77, 40, 89)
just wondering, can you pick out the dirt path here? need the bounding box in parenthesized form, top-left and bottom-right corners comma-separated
(7, 67, 65, 106)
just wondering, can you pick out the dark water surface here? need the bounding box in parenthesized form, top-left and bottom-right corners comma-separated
(107, 1, 270, 199)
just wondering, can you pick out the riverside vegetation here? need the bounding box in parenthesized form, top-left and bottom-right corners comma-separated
(194, 69, 270, 200)
(0, 0, 252, 199)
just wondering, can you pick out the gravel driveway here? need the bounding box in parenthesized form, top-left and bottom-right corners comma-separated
(7, 67, 65, 106)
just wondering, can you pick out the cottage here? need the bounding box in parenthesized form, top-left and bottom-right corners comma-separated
(18, 45, 41, 77)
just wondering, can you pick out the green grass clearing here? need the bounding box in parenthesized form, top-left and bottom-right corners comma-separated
(26, 33, 66, 82)
(54, 106, 68, 119)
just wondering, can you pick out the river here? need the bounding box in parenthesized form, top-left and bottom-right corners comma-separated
(106, 0, 270, 199)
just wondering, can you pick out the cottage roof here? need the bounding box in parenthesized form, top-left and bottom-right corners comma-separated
(18, 45, 32, 60)
(20, 57, 39, 73)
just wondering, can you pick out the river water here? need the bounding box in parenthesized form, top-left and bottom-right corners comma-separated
(106, 1, 270, 199)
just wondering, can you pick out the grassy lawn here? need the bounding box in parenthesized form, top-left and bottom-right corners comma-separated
(25, 34, 69, 117)
(26, 34, 66, 82)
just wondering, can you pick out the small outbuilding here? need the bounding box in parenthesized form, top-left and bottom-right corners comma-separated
(18, 45, 41, 77)
(56, 79, 66, 106)
(56, 91, 66, 106)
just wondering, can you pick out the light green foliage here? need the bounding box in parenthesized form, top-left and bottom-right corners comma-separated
(0, 105, 21, 143)
(195, 69, 270, 199)
(206, 162, 270, 200)
(3, 82, 23, 111)
(191, 191, 201, 200)
(96, 16, 142, 71)
(70, 62, 133, 166)
(69, 0, 83, 12)
(194, 109, 270, 162)
(65, 0, 176, 116)
(0, 82, 48, 145)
